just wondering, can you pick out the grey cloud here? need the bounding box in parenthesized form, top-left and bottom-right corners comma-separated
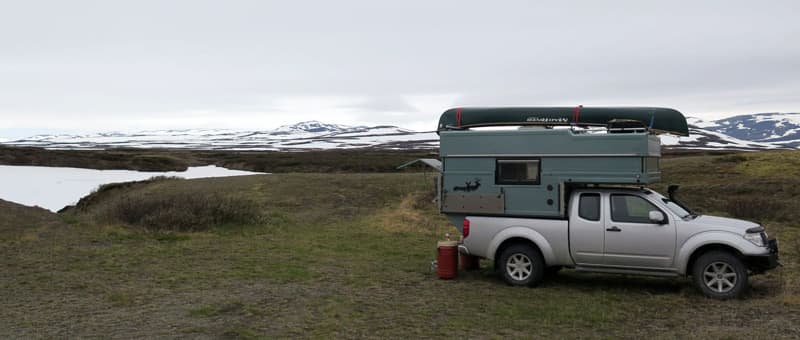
(1, 0, 799, 132)
(345, 96, 420, 113)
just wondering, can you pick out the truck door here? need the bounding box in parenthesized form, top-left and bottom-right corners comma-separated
(603, 194, 676, 269)
(569, 193, 605, 265)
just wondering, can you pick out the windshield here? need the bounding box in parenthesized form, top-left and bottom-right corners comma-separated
(646, 189, 695, 219)
(662, 198, 692, 219)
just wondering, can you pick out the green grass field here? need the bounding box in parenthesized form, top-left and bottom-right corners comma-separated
(2, 151, 799, 338)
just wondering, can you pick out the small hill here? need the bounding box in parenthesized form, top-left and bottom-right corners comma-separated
(0, 199, 65, 239)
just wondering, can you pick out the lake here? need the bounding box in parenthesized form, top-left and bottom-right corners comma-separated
(0, 165, 264, 212)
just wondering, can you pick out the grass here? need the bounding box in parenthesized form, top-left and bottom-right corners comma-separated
(79, 179, 264, 231)
(1, 150, 799, 338)
(0, 145, 435, 173)
(653, 150, 800, 225)
(0, 146, 191, 171)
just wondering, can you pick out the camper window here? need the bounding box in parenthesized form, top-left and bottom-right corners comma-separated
(495, 159, 540, 185)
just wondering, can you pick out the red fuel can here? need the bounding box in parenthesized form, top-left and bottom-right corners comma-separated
(437, 240, 459, 279)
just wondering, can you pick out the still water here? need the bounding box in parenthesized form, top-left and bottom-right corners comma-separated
(0, 165, 263, 212)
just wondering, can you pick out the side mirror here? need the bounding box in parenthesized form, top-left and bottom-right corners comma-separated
(649, 211, 667, 224)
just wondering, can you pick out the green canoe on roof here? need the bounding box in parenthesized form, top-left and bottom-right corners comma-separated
(437, 106, 689, 136)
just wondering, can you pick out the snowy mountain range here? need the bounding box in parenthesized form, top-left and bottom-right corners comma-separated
(691, 113, 800, 148)
(0, 121, 439, 151)
(1, 114, 798, 151)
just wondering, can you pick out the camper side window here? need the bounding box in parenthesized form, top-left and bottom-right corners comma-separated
(495, 159, 540, 185)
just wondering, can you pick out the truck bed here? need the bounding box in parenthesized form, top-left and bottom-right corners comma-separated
(463, 216, 572, 266)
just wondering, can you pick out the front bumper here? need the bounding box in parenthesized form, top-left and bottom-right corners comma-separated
(745, 239, 780, 273)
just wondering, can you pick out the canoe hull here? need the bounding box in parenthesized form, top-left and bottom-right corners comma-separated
(437, 106, 689, 136)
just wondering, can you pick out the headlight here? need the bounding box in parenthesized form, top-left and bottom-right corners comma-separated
(744, 232, 766, 247)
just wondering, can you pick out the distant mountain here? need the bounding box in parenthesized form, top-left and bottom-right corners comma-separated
(660, 124, 784, 151)
(1, 117, 797, 151)
(271, 121, 356, 134)
(690, 113, 800, 148)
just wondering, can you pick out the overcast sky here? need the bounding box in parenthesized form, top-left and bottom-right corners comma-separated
(1, 0, 799, 136)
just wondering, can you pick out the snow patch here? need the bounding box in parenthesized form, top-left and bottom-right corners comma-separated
(686, 117, 719, 128)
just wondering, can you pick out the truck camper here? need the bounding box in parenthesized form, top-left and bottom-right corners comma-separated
(410, 106, 779, 299)
(437, 106, 684, 224)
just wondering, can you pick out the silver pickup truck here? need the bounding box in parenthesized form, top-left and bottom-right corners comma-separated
(459, 187, 779, 299)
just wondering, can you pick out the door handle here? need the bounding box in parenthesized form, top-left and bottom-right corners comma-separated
(606, 226, 621, 232)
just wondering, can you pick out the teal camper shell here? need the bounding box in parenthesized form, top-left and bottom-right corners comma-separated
(432, 106, 688, 225)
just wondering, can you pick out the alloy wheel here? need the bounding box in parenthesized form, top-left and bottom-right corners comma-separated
(703, 261, 738, 294)
(506, 253, 533, 281)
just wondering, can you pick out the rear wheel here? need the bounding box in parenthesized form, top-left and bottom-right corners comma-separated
(498, 244, 545, 287)
(692, 251, 748, 299)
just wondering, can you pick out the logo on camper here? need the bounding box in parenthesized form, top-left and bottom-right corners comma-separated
(525, 116, 569, 123)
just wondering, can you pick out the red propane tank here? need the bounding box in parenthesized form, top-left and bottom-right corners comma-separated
(437, 240, 458, 279)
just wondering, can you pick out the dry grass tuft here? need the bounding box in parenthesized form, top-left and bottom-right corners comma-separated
(372, 191, 446, 234)
(66, 176, 265, 231)
(97, 191, 262, 231)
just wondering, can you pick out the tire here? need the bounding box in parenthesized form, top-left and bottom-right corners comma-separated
(692, 251, 749, 299)
(498, 244, 545, 287)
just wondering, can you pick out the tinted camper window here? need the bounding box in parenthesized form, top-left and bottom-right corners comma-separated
(496, 159, 540, 185)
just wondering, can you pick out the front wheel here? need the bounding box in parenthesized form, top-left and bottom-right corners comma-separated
(498, 244, 545, 287)
(692, 251, 749, 299)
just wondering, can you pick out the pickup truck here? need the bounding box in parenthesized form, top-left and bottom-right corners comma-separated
(458, 187, 780, 299)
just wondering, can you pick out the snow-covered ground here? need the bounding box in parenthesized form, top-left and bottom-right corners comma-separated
(0, 165, 264, 212)
(704, 113, 800, 147)
(659, 128, 781, 150)
(685, 117, 720, 129)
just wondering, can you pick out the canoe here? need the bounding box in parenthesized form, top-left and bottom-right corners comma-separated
(437, 106, 689, 136)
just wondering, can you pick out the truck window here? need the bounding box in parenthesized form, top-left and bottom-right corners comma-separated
(579, 193, 600, 221)
(495, 159, 540, 185)
(610, 194, 661, 223)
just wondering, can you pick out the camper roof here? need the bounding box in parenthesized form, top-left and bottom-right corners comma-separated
(437, 106, 689, 136)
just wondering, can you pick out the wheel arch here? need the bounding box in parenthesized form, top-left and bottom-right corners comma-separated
(492, 236, 547, 271)
(683, 243, 744, 277)
(676, 231, 754, 275)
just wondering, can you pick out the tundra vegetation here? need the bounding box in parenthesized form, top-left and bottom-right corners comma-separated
(1, 150, 799, 338)
(0, 145, 434, 173)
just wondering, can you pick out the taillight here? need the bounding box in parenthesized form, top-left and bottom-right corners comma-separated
(463, 218, 470, 239)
